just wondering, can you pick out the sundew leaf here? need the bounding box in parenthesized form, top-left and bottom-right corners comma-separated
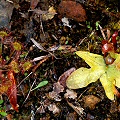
(31, 80, 48, 91)
(22, 61, 32, 71)
(66, 51, 120, 100)
(0, 31, 8, 37)
(10, 60, 19, 73)
(13, 42, 22, 51)
(7, 71, 18, 112)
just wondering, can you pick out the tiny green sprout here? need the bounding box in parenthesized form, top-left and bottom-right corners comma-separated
(95, 21, 100, 30)
(24, 72, 28, 77)
(86, 21, 92, 30)
(20, 52, 28, 58)
(6, 56, 10, 61)
(0, 111, 7, 117)
(66, 51, 120, 100)
(31, 80, 48, 91)
(0, 100, 7, 117)
(0, 100, 3, 104)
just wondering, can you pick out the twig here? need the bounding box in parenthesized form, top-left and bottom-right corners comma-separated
(99, 25, 106, 40)
(22, 79, 37, 104)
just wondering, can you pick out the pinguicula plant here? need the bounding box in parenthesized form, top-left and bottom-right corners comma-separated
(66, 30, 120, 100)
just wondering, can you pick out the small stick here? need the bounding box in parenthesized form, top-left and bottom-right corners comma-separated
(17, 56, 48, 88)
(99, 25, 106, 40)
(22, 79, 37, 104)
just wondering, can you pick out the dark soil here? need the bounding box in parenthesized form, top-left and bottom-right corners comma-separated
(0, 0, 120, 120)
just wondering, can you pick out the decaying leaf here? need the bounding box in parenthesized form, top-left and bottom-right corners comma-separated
(30, 38, 46, 52)
(30, 6, 56, 21)
(66, 112, 77, 120)
(48, 91, 62, 101)
(64, 89, 77, 99)
(66, 51, 120, 100)
(67, 100, 84, 116)
(53, 82, 64, 94)
(30, 0, 39, 9)
(48, 103, 60, 114)
(83, 95, 100, 110)
(58, 67, 76, 87)
(42, 6, 56, 21)
(58, 1, 87, 22)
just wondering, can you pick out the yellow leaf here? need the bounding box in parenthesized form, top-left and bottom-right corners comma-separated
(66, 51, 120, 100)
(42, 6, 56, 21)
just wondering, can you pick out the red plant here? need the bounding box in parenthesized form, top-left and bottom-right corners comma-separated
(0, 31, 33, 112)
(7, 71, 18, 112)
(102, 31, 119, 55)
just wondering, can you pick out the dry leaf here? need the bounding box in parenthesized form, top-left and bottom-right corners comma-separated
(30, 0, 39, 9)
(67, 100, 84, 116)
(48, 91, 62, 101)
(53, 82, 64, 93)
(64, 89, 77, 99)
(83, 95, 100, 110)
(48, 104, 60, 114)
(42, 6, 56, 21)
(58, 67, 76, 87)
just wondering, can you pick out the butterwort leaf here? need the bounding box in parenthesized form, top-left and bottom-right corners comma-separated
(66, 67, 103, 89)
(7, 71, 18, 112)
(66, 51, 120, 100)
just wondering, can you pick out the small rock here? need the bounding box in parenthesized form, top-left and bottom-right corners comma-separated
(0, 0, 14, 28)
(58, 0, 87, 22)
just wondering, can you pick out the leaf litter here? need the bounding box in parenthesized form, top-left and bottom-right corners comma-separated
(0, 0, 120, 119)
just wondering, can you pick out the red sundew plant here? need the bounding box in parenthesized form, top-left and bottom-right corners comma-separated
(0, 31, 32, 112)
